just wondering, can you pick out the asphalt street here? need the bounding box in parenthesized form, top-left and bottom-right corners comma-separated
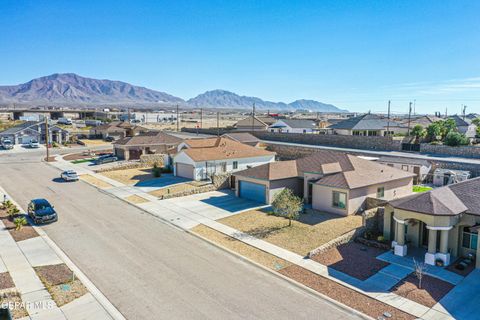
(0, 149, 362, 320)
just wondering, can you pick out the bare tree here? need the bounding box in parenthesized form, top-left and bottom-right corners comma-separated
(413, 258, 428, 289)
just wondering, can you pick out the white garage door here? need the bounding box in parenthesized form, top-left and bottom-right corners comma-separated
(176, 163, 194, 180)
(19, 135, 35, 144)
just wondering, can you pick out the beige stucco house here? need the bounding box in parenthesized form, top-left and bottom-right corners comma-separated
(233, 151, 415, 213)
(113, 131, 183, 160)
(384, 177, 480, 267)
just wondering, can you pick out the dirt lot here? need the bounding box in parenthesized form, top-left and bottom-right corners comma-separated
(311, 242, 389, 280)
(192, 224, 292, 271)
(218, 209, 363, 256)
(80, 175, 113, 189)
(125, 194, 150, 204)
(148, 183, 200, 198)
(280, 265, 415, 320)
(78, 139, 112, 147)
(99, 168, 153, 185)
(63, 149, 112, 161)
(391, 274, 454, 308)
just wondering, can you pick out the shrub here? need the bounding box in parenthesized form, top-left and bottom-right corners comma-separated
(444, 131, 468, 146)
(13, 216, 27, 231)
(8, 206, 20, 220)
(271, 189, 303, 226)
(152, 163, 161, 178)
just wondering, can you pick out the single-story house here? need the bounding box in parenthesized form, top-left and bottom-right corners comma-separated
(221, 132, 261, 147)
(268, 119, 317, 134)
(328, 114, 408, 136)
(449, 115, 477, 139)
(384, 177, 480, 267)
(89, 121, 149, 140)
(173, 137, 276, 181)
(433, 168, 471, 187)
(234, 116, 276, 131)
(0, 121, 69, 145)
(377, 156, 432, 184)
(113, 131, 183, 161)
(233, 150, 415, 214)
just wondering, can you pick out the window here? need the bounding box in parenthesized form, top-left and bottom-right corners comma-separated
(233, 161, 238, 169)
(401, 165, 409, 171)
(332, 191, 347, 209)
(377, 187, 385, 199)
(462, 227, 478, 250)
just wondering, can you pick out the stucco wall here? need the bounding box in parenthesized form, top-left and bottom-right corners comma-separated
(312, 185, 350, 216)
(269, 178, 303, 203)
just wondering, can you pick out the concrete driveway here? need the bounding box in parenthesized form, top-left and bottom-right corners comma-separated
(138, 190, 268, 229)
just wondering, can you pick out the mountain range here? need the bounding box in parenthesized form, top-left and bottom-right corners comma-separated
(0, 73, 347, 112)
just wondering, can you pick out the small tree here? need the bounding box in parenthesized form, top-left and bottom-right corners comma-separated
(426, 122, 442, 141)
(13, 216, 27, 231)
(7, 206, 20, 220)
(411, 125, 425, 140)
(271, 189, 303, 227)
(444, 131, 468, 146)
(152, 163, 161, 178)
(441, 118, 457, 139)
(413, 258, 428, 289)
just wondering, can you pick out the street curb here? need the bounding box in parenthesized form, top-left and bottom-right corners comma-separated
(0, 186, 126, 320)
(188, 228, 374, 320)
(45, 156, 373, 319)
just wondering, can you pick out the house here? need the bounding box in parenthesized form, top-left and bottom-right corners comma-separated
(221, 132, 261, 147)
(0, 121, 69, 145)
(233, 151, 415, 214)
(384, 177, 480, 267)
(377, 156, 432, 184)
(268, 119, 317, 133)
(234, 116, 276, 131)
(328, 114, 408, 136)
(173, 137, 276, 181)
(113, 131, 183, 161)
(433, 168, 471, 187)
(397, 115, 441, 128)
(448, 115, 477, 138)
(89, 121, 149, 140)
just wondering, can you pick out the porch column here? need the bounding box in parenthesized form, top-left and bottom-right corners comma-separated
(427, 229, 437, 254)
(393, 216, 407, 256)
(439, 230, 449, 254)
(425, 226, 452, 266)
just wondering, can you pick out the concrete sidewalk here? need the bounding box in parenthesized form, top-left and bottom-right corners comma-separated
(0, 186, 124, 320)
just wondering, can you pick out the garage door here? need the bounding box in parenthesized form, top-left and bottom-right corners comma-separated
(128, 149, 142, 160)
(19, 135, 34, 144)
(176, 163, 194, 180)
(239, 181, 266, 203)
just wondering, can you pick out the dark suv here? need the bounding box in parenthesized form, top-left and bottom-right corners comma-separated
(28, 199, 58, 224)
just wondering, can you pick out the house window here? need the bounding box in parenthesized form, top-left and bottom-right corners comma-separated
(233, 161, 238, 169)
(462, 227, 478, 250)
(332, 191, 347, 209)
(377, 187, 385, 199)
(401, 165, 409, 171)
(303, 129, 307, 134)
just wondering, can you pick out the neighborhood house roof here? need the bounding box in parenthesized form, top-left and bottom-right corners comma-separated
(270, 119, 317, 129)
(114, 131, 183, 146)
(449, 115, 472, 127)
(180, 137, 275, 162)
(221, 132, 260, 143)
(235, 116, 276, 128)
(329, 114, 403, 131)
(0, 121, 40, 135)
(378, 156, 431, 167)
(390, 177, 480, 216)
(235, 150, 415, 189)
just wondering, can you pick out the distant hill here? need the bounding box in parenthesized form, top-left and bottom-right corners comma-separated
(0, 73, 348, 112)
(0, 73, 184, 105)
(188, 90, 347, 112)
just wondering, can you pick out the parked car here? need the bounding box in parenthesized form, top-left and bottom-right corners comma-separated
(95, 154, 118, 165)
(104, 136, 115, 142)
(27, 199, 58, 224)
(57, 117, 73, 125)
(60, 170, 79, 181)
(1, 139, 13, 150)
(29, 140, 40, 148)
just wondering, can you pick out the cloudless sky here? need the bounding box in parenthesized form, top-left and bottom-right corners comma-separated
(0, 0, 479, 113)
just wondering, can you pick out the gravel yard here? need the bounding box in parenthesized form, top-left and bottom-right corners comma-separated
(0, 272, 15, 290)
(279, 265, 415, 320)
(311, 242, 389, 280)
(100, 168, 154, 185)
(125, 194, 150, 204)
(80, 174, 113, 189)
(391, 274, 454, 308)
(148, 183, 200, 198)
(0, 211, 39, 242)
(192, 224, 292, 271)
(218, 209, 363, 256)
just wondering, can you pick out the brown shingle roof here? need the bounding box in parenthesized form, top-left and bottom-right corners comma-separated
(181, 137, 275, 162)
(233, 160, 298, 180)
(390, 177, 480, 216)
(113, 131, 183, 146)
(222, 132, 260, 144)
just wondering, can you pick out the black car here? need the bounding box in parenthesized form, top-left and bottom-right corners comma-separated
(104, 136, 115, 142)
(95, 154, 118, 165)
(28, 199, 58, 224)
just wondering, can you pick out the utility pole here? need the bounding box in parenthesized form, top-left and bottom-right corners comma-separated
(251, 103, 256, 132)
(445, 107, 448, 118)
(200, 108, 203, 129)
(45, 117, 50, 162)
(386, 100, 391, 136)
(413, 99, 416, 116)
(217, 111, 220, 136)
(407, 102, 412, 136)
(462, 105, 467, 120)
(176, 105, 179, 132)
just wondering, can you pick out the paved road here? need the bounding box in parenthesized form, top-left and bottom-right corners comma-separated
(0, 151, 361, 320)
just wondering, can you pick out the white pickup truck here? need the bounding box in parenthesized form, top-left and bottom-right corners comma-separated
(1, 139, 13, 150)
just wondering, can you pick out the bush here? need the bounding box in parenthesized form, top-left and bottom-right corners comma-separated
(8, 206, 20, 220)
(271, 189, 303, 226)
(152, 163, 161, 178)
(13, 216, 27, 231)
(444, 131, 468, 146)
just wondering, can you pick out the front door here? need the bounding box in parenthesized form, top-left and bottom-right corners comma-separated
(422, 222, 429, 247)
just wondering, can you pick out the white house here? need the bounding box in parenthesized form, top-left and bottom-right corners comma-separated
(173, 137, 276, 181)
(268, 119, 317, 134)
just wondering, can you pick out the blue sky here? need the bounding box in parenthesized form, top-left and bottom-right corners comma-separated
(0, 0, 479, 114)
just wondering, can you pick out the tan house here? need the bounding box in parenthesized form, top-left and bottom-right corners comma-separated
(221, 132, 261, 147)
(113, 131, 183, 160)
(328, 114, 408, 136)
(384, 177, 480, 267)
(234, 151, 415, 213)
(234, 116, 276, 131)
(90, 121, 149, 140)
